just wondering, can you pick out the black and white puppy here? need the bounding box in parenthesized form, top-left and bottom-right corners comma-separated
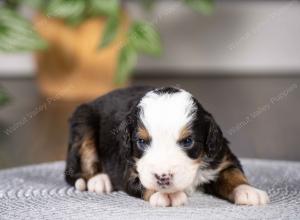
(65, 86, 269, 207)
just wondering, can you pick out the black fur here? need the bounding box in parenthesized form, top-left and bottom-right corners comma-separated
(153, 87, 180, 95)
(65, 86, 244, 199)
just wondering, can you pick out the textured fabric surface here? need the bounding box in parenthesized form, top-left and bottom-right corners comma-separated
(0, 159, 299, 220)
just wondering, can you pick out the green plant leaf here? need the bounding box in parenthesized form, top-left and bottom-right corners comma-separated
(0, 88, 9, 107)
(0, 8, 47, 52)
(88, 0, 119, 16)
(184, 0, 214, 15)
(45, 0, 86, 19)
(115, 44, 137, 85)
(3, 0, 20, 9)
(129, 21, 162, 56)
(23, 0, 46, 9)
(66, 14, 85, 26)
(99, 14, 120, 48)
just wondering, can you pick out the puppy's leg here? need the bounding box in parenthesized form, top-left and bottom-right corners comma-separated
(77, 134, 112, 194)
(65, 104, 112, 194)
(125, 173, 186, 207)
(208, 165, 269, 205)
(145, 190, 187, 207)
(124, 168, 166, 206)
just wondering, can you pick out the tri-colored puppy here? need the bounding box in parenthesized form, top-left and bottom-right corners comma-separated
(65, 86, 269, 207)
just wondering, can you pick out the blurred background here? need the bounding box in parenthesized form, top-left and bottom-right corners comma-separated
(0, 0, 299, 169)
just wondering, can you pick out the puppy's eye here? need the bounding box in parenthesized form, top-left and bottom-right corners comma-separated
(179, 137, 194, 149)
(136, 138, 149, 150)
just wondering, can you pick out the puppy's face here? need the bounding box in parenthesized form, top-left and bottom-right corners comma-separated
(132, 88, 209, 193)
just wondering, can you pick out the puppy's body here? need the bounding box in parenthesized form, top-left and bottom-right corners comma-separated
(65, 86, 269, 206)
(66, 86, 153, 191)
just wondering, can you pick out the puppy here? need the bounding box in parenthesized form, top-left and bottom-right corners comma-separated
(65, 86, 269, 207)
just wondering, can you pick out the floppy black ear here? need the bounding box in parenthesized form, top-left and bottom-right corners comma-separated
(204, 114, 225, 158)
(117, 115, 134, 160)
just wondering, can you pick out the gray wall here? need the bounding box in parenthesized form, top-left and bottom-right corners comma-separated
(134, 0, 300, 74)
(1, 1, 300, 76)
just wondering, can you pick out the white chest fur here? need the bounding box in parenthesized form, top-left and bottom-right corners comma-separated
(185, 168, 220, 195)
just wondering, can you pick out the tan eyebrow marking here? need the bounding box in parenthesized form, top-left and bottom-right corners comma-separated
(179, 125, 192, 141)
(137, 125, 151, 140)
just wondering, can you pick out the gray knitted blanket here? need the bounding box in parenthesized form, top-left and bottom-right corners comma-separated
(0, 159, 299, 220)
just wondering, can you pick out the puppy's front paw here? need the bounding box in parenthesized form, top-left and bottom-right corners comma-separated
(75, 178, 86, 191)
(231, 184, 270, 205)
(87, 173, 112, 194)
(149, 192, 171, 207)
(169, 191, 188, 207)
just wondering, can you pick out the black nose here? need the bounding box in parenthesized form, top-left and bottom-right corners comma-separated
(154, 173, 173, 187)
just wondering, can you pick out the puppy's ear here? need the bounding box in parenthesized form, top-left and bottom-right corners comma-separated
(118, 115, 134, 160)
(204, 114, 225, 158)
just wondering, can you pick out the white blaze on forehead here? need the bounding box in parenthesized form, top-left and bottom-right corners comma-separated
(136, 89, 199, 192)
(138, 89, 196, 139)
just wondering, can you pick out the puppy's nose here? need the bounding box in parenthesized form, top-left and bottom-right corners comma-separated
(154, 173, 173, 187)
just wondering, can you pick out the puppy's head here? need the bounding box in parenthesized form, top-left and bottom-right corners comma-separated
(125, 87, 224, 193)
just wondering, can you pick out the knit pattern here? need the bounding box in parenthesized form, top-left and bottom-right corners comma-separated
(0, 159, 299, 220)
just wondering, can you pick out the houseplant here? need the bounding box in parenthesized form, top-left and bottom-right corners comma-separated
(0, 0, 213, 100)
